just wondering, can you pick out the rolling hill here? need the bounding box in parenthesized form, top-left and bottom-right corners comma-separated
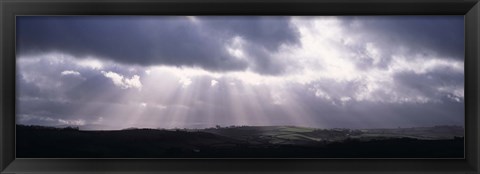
(16, 124, 464, 158)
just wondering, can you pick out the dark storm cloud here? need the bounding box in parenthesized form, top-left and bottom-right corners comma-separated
(240, 44, 289, 74)
(17, 16, 299, 74)
(339, 16, 464, 69)
(198, 16, 299, 51)
(393, 70, 464, 100)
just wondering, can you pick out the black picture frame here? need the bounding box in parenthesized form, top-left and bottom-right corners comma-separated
(1, 0, 479, 173)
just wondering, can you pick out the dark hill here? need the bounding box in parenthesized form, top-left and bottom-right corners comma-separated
(16, 125, 464, 158)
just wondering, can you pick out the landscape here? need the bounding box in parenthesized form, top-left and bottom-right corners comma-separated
(17, 124, 464, 158)
(16, 16, 464, 158)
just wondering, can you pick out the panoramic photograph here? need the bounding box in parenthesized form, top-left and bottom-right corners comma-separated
(16, 16, 464, 158)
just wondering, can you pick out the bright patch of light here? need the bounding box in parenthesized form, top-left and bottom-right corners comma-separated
(19, 114, 85, 126)
(186, 16, 199, 23)
(151, 66, 222, 79)
(152, 104, 167, 109)
(93, 117, 104, 124)
(77, 58, 103, 70)
(231, 71, 266, 85)
(59, 119, 86, 126)
(289, 17, 361, 82)
(179, 77, 192, 88)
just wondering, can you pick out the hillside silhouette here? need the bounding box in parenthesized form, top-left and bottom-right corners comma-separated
(16, 125, 464, 158)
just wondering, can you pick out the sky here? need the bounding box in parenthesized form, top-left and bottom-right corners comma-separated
(16, 16, 464, 130)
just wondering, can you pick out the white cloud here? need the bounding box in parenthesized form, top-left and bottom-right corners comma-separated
(124, 75, 142, 89)
(102, 71, 124, 86)
(340, 96, 351, 102)
(388, 55, 464, 75)
(18, 114, 85, 126)
(226, 36, 246, 60)
(61, 70, 81, 76)
(365, 42, 381, 65)
(58, 119, 86, 126)
(210, 80, 218, 87)
(101, 71, 142, 90)
(312, 88, 331, 100)
(438, 86, 464, 102)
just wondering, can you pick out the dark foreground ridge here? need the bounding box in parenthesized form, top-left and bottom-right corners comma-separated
(16, 125, 464, 158)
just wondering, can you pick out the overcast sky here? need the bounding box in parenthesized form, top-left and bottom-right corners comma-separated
(16, 16, 464, 130)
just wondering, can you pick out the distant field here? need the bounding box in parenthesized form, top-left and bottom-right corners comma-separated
(16, 125, 464, 158)
(203, 125, 463, 144)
